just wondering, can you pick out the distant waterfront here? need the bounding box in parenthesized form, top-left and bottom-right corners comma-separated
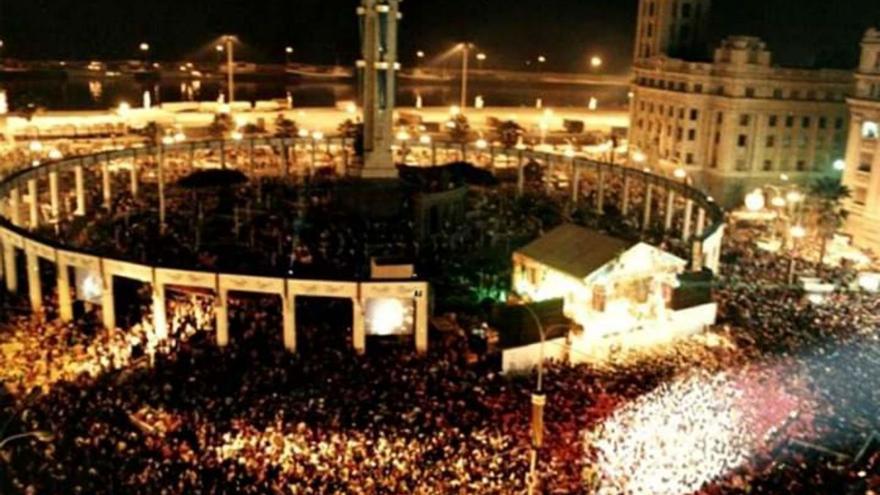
(0, 77, 630, 111)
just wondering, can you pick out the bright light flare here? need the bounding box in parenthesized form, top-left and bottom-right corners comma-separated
(587, 369, 807, 495)
(365, 298, 413, 336)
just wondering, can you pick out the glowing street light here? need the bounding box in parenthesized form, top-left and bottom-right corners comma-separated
(285, 46, 294, 65)
(590, 55, 603, 68)
(475, 138, 488, 149)
(833, 159, 846, 171)
(537, 55, 547, 64)
(673, 167, 687, 180)
(416, 50, 425, 59)
(744, 189, 765, 212)
(139, 42, 150, 52)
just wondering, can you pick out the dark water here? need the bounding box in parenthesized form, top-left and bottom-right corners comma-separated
(0, 78, 630, 111)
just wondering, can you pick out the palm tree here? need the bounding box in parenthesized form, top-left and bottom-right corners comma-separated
(274, 114, 298, 138)
(209, 113, 233, 140)
(447, 114, 471, 143)
(497, 120, 523, 149)
(809, 177, 851, 266)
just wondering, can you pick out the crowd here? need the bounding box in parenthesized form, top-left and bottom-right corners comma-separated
(2, 138, 880, 493)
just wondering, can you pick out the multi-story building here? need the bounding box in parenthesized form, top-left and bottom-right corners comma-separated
(629, 0, 853, 207)
(842, 28, 880, 253)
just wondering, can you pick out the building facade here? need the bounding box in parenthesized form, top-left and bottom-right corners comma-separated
(629, 0, 852, 207)
(843, 28, 880, 253)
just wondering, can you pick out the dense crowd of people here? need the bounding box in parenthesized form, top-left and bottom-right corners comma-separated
(1, 138, 880, 493)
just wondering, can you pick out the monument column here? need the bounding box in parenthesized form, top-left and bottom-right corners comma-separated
(642, 183, 653, 231)
(3, 241, 16, 292)
(27, 179, 38, 229)
(352, 298, 366, 354)
(25, 247, 41, 314)
(57, 263, 73, 322)
(101, 159, 112, 209)
(216, 289, 230, 347)
(682, 199, 694, 241)
(283, 293, 296, 352)
(10, 186, 21, 226)
(152, 283, 168, 339)
(664, 190, 676, 232)
(49, 171, 60, 220)
(696, 207, 707, 238)
(74, 165, 86, 216)
(101, 264, 116, 331)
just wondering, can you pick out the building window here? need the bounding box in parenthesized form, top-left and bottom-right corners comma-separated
(740, 114, 750, 126)
(745, 87, 756, 98)
(796, 160, 806, 171)
(791, 90, 801, 100)
(773, 88, 783, 99)
(807, 90, 817, 100)
(766, 136, 776, 147)
(738, 135, 748, 147)
(682, 3, 692, 17)
(686, 153, 694, 164)
(688, 129, 696, 141)
(690, 109, 699, 121)
(716, 112, 723, 124)
(694, 83, 703, 93)
(785, 116, 795, 128)
(802, 117, 811, 129)
(863, 121, 879, 139)
(763, 160, 773, 171)
(714, 132, 720, 144)
(835, 117, 845, 130)
(819, 117, 827, 129)
(859, 152, 873, 173)
(678, 108, 685, 119)
(769, 115, 778, 127)
(783, 135, 792, 148)
(798, 135, 808, 148)
(854, 187, 867, 206)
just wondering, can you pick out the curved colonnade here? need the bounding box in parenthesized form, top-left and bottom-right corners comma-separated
(0, 136, 724, 354)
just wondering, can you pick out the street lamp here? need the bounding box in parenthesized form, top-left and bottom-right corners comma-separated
(285, 46, 294, 65)
(788, 225, 806, 285)
(139, 42, 150, 53)
(590, 55, 603, 69)
(458, 42, 474, 112)
(476, 52, 487, 70)
(537, 55, 547, 64)
(833, 159, 846, 172)
(744, 189, 766, 212)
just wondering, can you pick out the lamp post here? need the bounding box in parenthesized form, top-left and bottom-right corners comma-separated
(521, 304, 546, 495)
(222, 35, 236, 104)
(589, 55, 603, 70)
(139, 42, 150, 66)
(459, 42, 473, 112)
(476, 52, 487, 71)
(285, 46, 294, 66)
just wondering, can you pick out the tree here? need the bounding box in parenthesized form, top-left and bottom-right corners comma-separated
(274, 114, 298, 138)
(446, 114, 471, 143)
(809, 177, 851, 266)
(139, 121, 163, 146)
(496, 120, 523, 149)
(209, 112, 233, 140)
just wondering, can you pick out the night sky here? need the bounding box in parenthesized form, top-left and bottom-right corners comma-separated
(0, 0, 878, 72)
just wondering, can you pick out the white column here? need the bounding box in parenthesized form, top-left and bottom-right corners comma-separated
(682, 200, 694, 241)
(57, 263, 73, 322)
(283, 294, 296, 352)
(415, 293, 428, 355)
(74, 165, 86, 216)
(27, 179, 38, 229)
(696, 208, 707, 238)
(49, 171, 59, 220)
(642, 184, 653, 231)
(153, 283, 167, 340)
(9, 187, 21, 226)
(101, 161, 111, 209)
(621, 176, 631, 216)
(664, 190, 676, 232)
(216, 289, 229, 347)
(517, 152, 525, 196)
(26, 249, 41, 314)
(158, 150, 166, 233)
(3, 242, 16, 292)
(130, 160, 139, 198)
(101, 267, 116, 330)
(352, 299, 365, 354)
